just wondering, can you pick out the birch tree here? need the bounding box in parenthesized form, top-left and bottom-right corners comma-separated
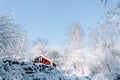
(88, 14, 120, 76)
(64, 23, 85, 75)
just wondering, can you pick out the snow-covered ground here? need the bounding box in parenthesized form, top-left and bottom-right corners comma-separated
(0, 58, 89, 80)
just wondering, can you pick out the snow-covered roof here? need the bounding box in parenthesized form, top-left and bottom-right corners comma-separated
(35, 55, 53, 62)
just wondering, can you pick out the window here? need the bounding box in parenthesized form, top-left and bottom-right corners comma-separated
(39, 57, 42, 61)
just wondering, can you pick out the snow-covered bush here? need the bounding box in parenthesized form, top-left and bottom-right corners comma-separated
(91, 72, 119, 80)
(0, 58, 89, 80)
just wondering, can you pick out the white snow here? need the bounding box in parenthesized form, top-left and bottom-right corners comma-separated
(0, 58, 89, 80)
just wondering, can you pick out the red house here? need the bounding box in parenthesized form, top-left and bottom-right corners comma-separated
(33, 55, 56, 67)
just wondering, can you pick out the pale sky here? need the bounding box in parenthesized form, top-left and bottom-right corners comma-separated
(0, 0, 106, 47)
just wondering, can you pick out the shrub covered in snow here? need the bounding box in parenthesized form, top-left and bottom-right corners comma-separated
(0, 58, 89, 80)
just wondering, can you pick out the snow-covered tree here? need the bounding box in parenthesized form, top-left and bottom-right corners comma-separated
(0, 13, 27, 58)
(100, 0, 120, 17)
(88, 16, 120, 80)
(64, 23, 85, 75)
(46, 47, 63, 69)
(89, 18, 120, 71)
(31, 38, 49, 58)
(65, 23, 84, 51)
(86, 1, 120, 79)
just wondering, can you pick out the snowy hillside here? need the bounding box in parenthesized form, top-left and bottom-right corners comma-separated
(0, 58, 89, 80)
